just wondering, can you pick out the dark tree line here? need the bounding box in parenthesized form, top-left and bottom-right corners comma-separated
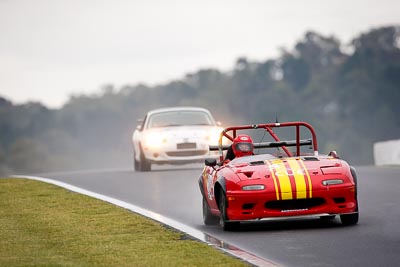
(1, 26, 399, 175)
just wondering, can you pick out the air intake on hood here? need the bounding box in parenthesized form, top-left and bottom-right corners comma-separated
(303, 156, 319, 161)
(249, 161, 265, 166)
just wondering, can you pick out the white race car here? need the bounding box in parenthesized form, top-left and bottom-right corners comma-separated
(132, 107, 223, 171)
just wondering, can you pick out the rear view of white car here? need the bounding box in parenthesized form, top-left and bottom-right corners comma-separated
(132, 107, 223, 171)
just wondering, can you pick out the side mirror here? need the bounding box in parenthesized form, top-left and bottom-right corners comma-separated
(205, 158, 217, 167)
(328, 151, 340, 159)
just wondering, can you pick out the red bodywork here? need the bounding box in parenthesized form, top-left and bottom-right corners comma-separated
(199, 122, 358, 228)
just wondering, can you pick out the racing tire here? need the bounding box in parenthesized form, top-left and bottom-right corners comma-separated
(133, 151, 139, 171)
(340, 208, 359, 226)
(340, 166, 359, 226)
(202, 197, 219, 225)
(320, 215, 336, 221)
(138, 146, 151, 172)
(219, 190, 239, 231)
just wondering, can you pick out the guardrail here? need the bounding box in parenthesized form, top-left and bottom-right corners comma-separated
(373, 139, 400, 166)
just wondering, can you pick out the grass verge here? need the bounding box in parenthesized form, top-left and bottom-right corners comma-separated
(0, 178, 249, 267)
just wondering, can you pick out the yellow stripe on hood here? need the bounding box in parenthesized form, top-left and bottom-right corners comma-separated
(299, 159, 312, 198)
(266, 158, 313, 200)
(287, 158, 307, 199)
(269, 159, 293, 200)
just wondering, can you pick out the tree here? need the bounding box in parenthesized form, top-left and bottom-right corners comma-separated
(295, 31, 346, 70)
(281, 52, 310, 91)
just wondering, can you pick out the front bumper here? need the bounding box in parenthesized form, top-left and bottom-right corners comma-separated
(225, 186, 357, 221)
(143, 143, 219, 165)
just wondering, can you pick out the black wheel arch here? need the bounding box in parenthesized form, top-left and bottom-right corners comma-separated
(214, 176, 226, 210)
(198, 176, 206, 198)
(350, 165, 359, 215)
(350, 166, 358, 186)
(350, 165, 358, 198)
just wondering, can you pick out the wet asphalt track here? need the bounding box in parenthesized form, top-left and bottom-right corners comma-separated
(37, 165, 400, 267)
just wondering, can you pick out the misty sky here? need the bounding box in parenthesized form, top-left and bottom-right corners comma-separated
(1, 0, 399, 108)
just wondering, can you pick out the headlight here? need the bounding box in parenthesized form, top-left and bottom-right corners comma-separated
(322, 179, 343, 186)
(206, 127, 223, 145)
(144, 132, 166, 148)
(242, 185, 265, 191)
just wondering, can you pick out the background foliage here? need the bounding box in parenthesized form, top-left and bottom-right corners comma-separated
(1, 26, 399, 175)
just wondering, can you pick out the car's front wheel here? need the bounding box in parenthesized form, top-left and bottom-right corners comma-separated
(133, 151, 139, 171)
(219, 189, 239, 231)
(341, 198, 359, 226)
(320, 215, 336, 221)
(340, 167, 359, 226)
(137, 145, 151, 172)
(340, 208, 359, 226)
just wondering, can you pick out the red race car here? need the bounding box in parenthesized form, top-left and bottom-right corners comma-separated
(198, 121, 359, 230)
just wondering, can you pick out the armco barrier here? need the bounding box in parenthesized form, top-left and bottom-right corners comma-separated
(373, 139, 400, 166)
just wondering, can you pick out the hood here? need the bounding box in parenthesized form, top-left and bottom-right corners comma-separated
(229, 156, 343, 179)
(229, 156, 347, 200)
(146, 125, 223, 142)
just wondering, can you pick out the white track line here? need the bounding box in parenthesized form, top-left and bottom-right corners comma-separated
(12, 175, 278, 267)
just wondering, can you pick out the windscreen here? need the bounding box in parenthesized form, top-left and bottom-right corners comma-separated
(147, 110, 214, 128)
